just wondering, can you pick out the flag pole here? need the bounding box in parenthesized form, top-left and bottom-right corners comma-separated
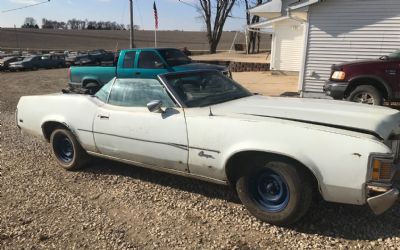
(153, 1, 158, 48)
(129, 0, 134, 48)
(155, 29, 157, 48)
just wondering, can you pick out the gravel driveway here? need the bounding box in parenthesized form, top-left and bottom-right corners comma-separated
(1, 69, 400, 249)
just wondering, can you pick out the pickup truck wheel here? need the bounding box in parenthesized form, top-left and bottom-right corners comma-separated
(50, 128, 89, 170)
(347, 85, 383, 105)
(84, 82, 100, 95)
(236, 160, 312, 225)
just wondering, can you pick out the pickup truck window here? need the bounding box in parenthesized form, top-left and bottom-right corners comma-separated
(159, 49, 191, 67)
(388, 50, 400, 59)
(122, 51, 136, 68)
(108, 79, 175, 107)
(137, 51, 164, 69)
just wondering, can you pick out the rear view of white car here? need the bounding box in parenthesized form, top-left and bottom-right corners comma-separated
(16, 70, 400, 225)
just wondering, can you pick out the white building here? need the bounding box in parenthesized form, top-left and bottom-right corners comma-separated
(249, 0, 400, 98)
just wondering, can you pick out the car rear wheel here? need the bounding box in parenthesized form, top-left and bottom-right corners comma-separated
(347, 85, 383, 105)
(50, 128, 89, 170)
(236, 159, 313, 225)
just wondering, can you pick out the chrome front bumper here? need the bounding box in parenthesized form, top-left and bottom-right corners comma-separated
(367, 187, 399, 215)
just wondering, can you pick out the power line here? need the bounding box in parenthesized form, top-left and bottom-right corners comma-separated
(178, 0, 197, 9)
(2, 0, 51, 13)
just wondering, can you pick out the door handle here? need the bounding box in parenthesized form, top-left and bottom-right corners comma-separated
(98, 114, 109, 119)
(135, 72, 141, 75)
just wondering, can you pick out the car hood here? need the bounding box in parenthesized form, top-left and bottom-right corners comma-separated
(334, 59, 382, 68)
(174, 62, 227, 71)
(212, 95, 400, 140)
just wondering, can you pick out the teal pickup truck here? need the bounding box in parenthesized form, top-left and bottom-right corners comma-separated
(69, 48, 230, 91)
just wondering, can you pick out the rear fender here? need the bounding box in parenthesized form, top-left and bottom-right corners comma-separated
(82, 77, 100, 87)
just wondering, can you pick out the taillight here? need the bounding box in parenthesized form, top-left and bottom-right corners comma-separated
(67, 68, 71, 80)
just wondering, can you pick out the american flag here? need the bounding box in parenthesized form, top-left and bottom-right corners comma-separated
(153, 1, 158, 30)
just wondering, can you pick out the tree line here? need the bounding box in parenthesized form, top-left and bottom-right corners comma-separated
(22, 17, 139, 30)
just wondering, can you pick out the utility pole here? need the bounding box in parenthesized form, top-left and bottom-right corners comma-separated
(129, 0, 135, 48)
(14, 25, 21, 54)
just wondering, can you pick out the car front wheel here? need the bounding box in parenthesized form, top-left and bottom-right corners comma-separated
(50, 128, 89, 170)
(347, 85, 383, 105)
(236, 159, 313, 225)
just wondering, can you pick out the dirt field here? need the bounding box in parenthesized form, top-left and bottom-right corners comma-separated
(233, 72, 298, 96)
(1, 69, 400, 249)
(192, 52, 272, 64)
(0, 28, 271, 52)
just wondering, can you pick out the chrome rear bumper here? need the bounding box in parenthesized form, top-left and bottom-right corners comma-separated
(367, 188, 399, 215)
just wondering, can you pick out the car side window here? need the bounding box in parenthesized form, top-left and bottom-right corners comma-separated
(95, 80, 113, 103)
(108, 79, 175, 107)
(137, 51, 164, 69)
(122, 51, 136, 68)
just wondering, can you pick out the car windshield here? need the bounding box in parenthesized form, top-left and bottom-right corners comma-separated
(387, 50, 400, 59)
(164, 71, 252, 107)
(159, 49, 192, 67)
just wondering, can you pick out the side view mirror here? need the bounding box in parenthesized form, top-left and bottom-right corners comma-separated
(379, 55, 389, 61)
(147, 100, 164, 113)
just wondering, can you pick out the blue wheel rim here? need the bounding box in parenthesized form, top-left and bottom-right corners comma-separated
(250, 169, 289, 212)
(54, 135, 74, 163)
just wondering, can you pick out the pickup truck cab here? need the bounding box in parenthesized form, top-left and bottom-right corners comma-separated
(69, 48, 229, 92)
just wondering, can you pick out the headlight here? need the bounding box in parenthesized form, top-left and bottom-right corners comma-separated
(368, 154, 395, 182)
(331, 71, 346, 80)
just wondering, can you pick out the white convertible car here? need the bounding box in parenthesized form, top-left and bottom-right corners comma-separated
(17, 70, 400, 225)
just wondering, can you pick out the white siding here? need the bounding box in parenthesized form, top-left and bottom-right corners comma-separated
(272, 19, 305, 71)
(302, 0, 400, 96)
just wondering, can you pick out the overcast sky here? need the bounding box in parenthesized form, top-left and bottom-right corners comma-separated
(0, 0, 248, 31)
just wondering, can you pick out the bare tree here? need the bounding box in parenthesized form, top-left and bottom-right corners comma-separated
(196, 0, 237, 54)
(245, 0, 263, 54)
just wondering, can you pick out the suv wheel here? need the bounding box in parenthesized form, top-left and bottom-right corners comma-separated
(347, 85, 383, 105)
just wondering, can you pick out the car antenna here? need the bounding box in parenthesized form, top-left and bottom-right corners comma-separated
(209, 106, 214, 116)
